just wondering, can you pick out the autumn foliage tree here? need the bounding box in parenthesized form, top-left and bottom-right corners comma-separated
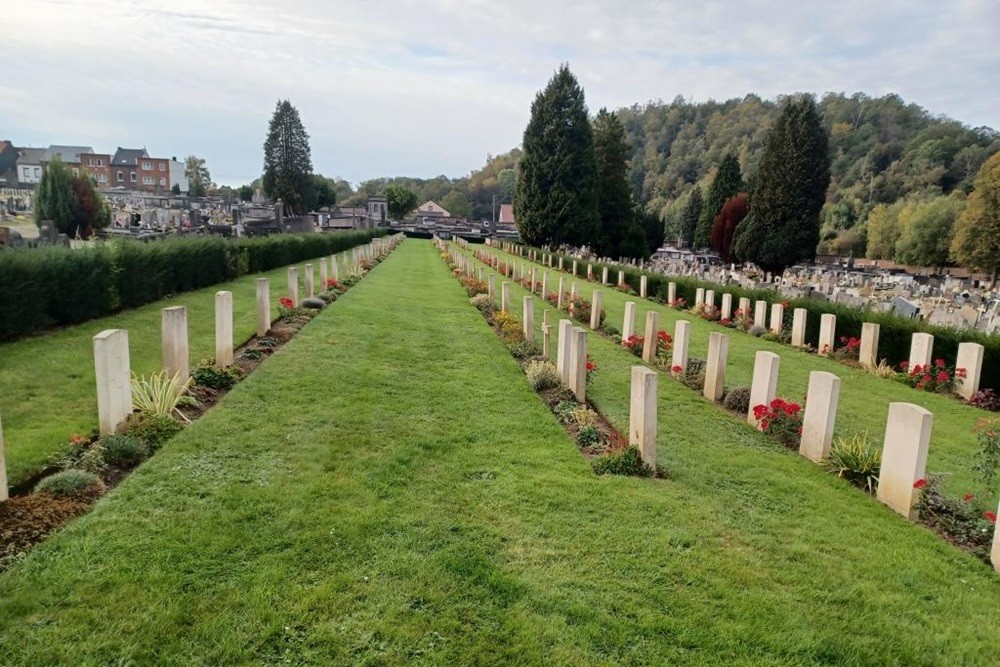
(709, 193, 748, 263)
(951, 151, 1000, 286)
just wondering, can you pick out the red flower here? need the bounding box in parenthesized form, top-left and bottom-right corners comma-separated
(985, 511, 997, 524)
(671, 365, 683, 374)
(934, 358, 946, 368)
(955, 368, 967, 379)
(935, 371, 950, 383)
(913, 478, 928, 490)
(963, 494, 974, 502)
(899, 361, 909, 370)
(279, 297, 294, 309)
(69, 433, 88, 446)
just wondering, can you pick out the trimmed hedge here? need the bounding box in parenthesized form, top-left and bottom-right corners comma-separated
(511, 243, 1000, 392)
(0, 230, 386, 341)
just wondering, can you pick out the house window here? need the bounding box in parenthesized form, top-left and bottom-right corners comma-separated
(87, 158, 94, 166)
(22, 167, 29, 178)
(142, 161, 152, 170)
(158, 163, 166, 171)
(130, 172, 137, 182)
(117, 171, 123, 182)
(34, 167, 40, 178)
(98, 158, 103, 166)
(98, 174, 108, 183)
(143, 176, 153, 185)
(159, 178, 166, 186)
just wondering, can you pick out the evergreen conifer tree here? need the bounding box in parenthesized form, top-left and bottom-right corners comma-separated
(695, 154, 743, 249)
(263, 99, 316, 215)
(733, 97, 830, 274)
(592, 108, 634, 257)
(678, 186, 702, 249)
(34, 157, 77, 235)
(514, 65, 598, 247)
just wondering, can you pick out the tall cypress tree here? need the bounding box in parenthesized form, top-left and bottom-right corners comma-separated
(514, 65, 598, 247)
(263, 99, 316, 215)
(695, 153, 743, 249)
(592, 108, 633, 257)
(34, 157, 77, 235)
(678, 186, 702, 249)
(733, 97, 830, 274)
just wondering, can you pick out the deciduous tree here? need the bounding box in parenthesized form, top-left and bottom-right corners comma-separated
(185, 155, 212, 198)
(696, 154, 743, 249)
(385, 184, 418, 220)
(709, 192, 748, 263)
(894, 196, 964, 268)
(951, 152, 1000, 286)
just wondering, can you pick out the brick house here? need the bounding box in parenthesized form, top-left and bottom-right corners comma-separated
(80, 152, 113, 189)
(110, 148, 170, 192)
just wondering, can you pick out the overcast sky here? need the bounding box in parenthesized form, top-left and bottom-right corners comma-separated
(5, 0, 998, 187)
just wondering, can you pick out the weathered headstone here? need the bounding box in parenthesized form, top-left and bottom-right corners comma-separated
(256, 278, 270, 337)
(955, 342, 985, 400)
(818, 314, 836, 356)
(860, 322, 880, 366)
(161, 306, 189, 380)
(522, 296, 535, 343)
(630, 366, 658, 468)
(748, 351, 780, 426)
(304, 263, 314, 298)
(791, 308, 807, 347)
(501, 282, 511, 313)
(572, 260, 578, 276)
(215, 291, 233, 366)
(800, 371, 841, 463)
(769, 303, 784, 334)
(488, 274, 495, 302)
(557, 277, 565, 310)
(319, 258, 328, 288)
(618, 270, 625, 287)
(622, 301, 637, 341)
(287, 266, 299, 307)
(641, 311, 660, 364)
(672, 320, 691, 372)
(909, 333, 934, 369)
(569, 327, 588, 402)
(93, 329, 133, 436)
(704, 332, 729, 401)
(695, 288, 705, 308)
(590, 290, 602, 330)
(877, 403, 932, 519)
(721, 293, 732, 320)
(557, 319, 572, 382)
(541, 271, 549, 297)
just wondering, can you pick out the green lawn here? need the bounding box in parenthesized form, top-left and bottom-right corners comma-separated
(0, 248, 357, 487)
(477, 245, 996, 504)
(1, 239, 998, 665)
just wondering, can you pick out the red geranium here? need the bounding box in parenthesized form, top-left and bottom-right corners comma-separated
(913, 478, 928, 489)
(985, 511, 997, 524)
(279, 297, 294, 309)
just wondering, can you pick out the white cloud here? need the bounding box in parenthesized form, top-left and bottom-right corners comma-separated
(5, 0, 998, 185)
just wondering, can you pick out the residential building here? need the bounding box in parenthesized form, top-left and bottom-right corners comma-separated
(368, 196, 387, 225)
(498, 203, 516, 226)
(168, 157, 188, 194)
(416, 200, 450, 218)
(110, 147, 170, 192)
(44, 145, 94, 178)
(80, 152, 113, 188)
(0, 141, 19, 185)
(16, 148, 46, 185)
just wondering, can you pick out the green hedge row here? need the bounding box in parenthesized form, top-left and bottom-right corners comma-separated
(509, 243, 1000, 392)
(0, 230, 386, 341)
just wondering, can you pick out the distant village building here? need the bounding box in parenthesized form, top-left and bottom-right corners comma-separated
(0, 141, 19, 186)
(368, 196, 387, 225)
(498, 203, 515, 226)
(15, 148, 46, 185)
(44, 145, 94, 178)
(416, 200, 450, 219)
(109, 148, 170, 193)
(169, 157, 188, 194)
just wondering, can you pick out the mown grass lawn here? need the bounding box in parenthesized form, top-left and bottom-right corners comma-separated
(481, 246, 998, 505)
(0, 249, 356, 487)
(0, 239, 998, 665)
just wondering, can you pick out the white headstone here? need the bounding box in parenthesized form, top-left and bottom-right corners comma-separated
(161, 306, 189, 381)
(304, 263, 314, 298)
(0, 413, 7, 501)
(522, 296, 535, 343)
(602, 266, 609, 285)
(704, 332, 729, 401)
(877, 403, 932, 519)
(791, 309, 807, 347)
(748, 351, 780, 426)
(769, 303, 784, 334)
(739, 297, 751, 317)
(909, 333, 934, 370)
(642, 310, 660, 364)
(501, 282, 510, 313)
(287, 266, 299, 307)
(557, 319, 573, 382)
(955, 342, 985, 400)
(557, 277, 565, 310)
(667, 282, 676, 305)
(672, 320, 691, 372)
(860, 322, 880, 366)
(630, 366, 658, 468)
(215, 291, 233, 366)
(640, 275, 648, 298)
(799, 371, 841, 463)
(569, 327, 588, 402)
(256, 278, 270, 337)
(93, 329, 133, 436)
(622, 301, 637, 342)
(590, 290, 602, 330)
(754, 300, 768, 328)
(818, 314, 836, 356)
(721, 293, 732, 320)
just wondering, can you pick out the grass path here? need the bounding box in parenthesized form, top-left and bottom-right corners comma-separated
(1, 239, 998, 665)
(0, 249, 356, 487)
(481, 246, 996, 503)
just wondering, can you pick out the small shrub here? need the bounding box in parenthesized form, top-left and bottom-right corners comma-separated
(723, 386, 752, 413)
(76, 443, 107, 474)
(972, 418, 1000, 494)
(861, 359, 896, 378)
(681, 358, 706, 391)
(553, 400, 579, 423)
(602, 324, 620, 338)
(823, 433, 881, 493)
(470, 293, 492, 311)
(240, 347, 263, 360)
(508, 339, 540, 360)
(752, 398, 803, 449)
(119, 413, 183, 449)
(748, 324, 767, 337)
(301, 296, 325, 310)
(592, 446, 654, 477)
(100, 434, 150, 468)
(131, 370, 193, 421)
(256, 336, 280, 348)
(914, 475, 996, 560)
(570, 406, 599, 428)
(35, 469, 105, 497)
(192, 361, 242, 390)
(969, 388, 1000, 412)
(622, 334, 644, 357)
(525, 360, 561, 391)
(896, 359, 963, 393)
(576, 425, 600, 447)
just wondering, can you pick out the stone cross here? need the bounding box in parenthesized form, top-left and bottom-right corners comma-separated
(622, 301, 637, 342)
(161, 306, 189, 381)
(672, 320, 691, 372)
(287, 266, 299, 307)
(818, 314, 836, 355)
(791, 308, 807, 347)
(522, 296, 535, 343)
(704, 332, 729, 401)
(748, 351, 780, 426)
(799, 371, 841, 462)
(877, 403, 932, 519)
(641, 310, 660, 364)
(215, 291, 233, 366)
(93, 329, 133, 436)
(955, 342, 985, 400)
(859, 323, 880, 366)
(630, 366, 658, 468)
(908, 333, 934, 369)
(256, 278, 270, 337)
(590, 290, 602, 330)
